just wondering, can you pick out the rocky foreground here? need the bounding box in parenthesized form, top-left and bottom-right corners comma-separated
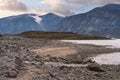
(0, 35, 120, 80)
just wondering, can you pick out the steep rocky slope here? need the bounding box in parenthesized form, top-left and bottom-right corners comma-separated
(0, 13, 63, 34)
(54, 4, 120, 38)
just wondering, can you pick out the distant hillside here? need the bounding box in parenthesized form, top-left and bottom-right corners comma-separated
(19, 31, 109, 40)
(0, 13, 63, 34)
(54, 4, 120, 38)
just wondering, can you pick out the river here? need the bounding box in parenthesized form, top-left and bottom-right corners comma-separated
(61, 39, 120, 65)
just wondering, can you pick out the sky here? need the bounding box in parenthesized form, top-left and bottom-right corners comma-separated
(0, 0, 120, 18)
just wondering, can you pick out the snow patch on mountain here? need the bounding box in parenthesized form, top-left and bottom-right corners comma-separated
(30, 15, 42, 24)
(29, 14, 46, 31)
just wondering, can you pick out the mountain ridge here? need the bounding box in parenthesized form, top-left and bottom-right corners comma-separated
(54, 4, 120, 38)
(0, 4, 120, 38)
(0, 13, 64, 34)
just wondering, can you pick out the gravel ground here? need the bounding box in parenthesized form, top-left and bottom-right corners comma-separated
(0, 35, 120, 80)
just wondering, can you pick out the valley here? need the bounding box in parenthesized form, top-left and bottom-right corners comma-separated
(0, 35, 120, 80)
(0, 2, 120, 80)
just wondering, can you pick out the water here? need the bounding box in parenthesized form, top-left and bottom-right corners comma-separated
(92, 52, 120, 65)
(61, 39, 120, 48)
(61, 39, 120, 65)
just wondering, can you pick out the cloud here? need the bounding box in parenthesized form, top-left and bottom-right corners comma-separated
(1, 0, 120, 18)
(35, 8, 48, 15)
(0, 0, 28, 12)
(40, 0, 83, 16)
(94, 0, 120, 6)
(39, 0, 120, 16)
(0, 0, 29, 18)
(39, 0, 94, 16)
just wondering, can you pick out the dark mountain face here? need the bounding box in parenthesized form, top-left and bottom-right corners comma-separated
(54, 4, 120, 38)
(0, 13, 63, 34)
(40, 13, 64, 31)
(103, 4, 120, 10)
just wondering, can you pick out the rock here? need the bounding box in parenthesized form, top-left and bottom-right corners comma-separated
(15, 57, 22, 65)
(59, 66, 67, 70)
(5, 71, 18, 78)
(87, 63, 105, 72)
(32, 62, 44, 68)
(0, 34, 2, 37)
(83, 58, 95, 64)
(1, 35, 120, 80)
(15, 56, 23, 70)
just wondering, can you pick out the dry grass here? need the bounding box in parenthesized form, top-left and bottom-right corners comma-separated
(19, 31, 109, 40)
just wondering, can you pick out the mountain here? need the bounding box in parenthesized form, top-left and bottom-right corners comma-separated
(54, 4, 120, 38)
(0, 13, 63, 34)
(1, 4, 120, 38)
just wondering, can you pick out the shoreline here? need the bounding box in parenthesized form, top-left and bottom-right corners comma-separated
(0, 35, 120, 80)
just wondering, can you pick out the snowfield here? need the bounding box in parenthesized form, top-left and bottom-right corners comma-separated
(61, 39, 120, 65)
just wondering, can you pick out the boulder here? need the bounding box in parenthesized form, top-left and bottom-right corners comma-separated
(87, 63, 105, 72)
(0, 34, 2, 37)
(5, 71, 18, 78)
